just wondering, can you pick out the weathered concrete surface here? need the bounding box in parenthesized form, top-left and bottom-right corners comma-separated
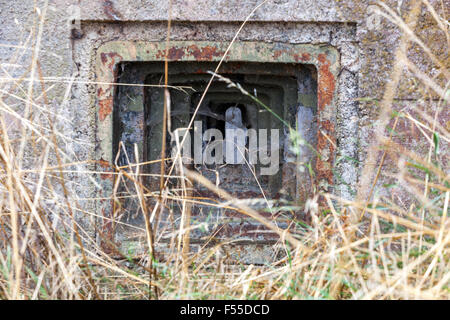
(0, 0, 446, 262)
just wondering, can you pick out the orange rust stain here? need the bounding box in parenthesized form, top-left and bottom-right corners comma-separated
(97, 87, 106, 97)
(315, 54, 337, 186)
(274, 50, 310, 62)
(316, 120, 336, 185)
(99, 98, 113, 122)
(97, 54, 122, 121)
(100, 52, 123, 70)
(317, 130, 328, 154)
(98, 159, 113, 181)
(99, 207, 115, 254)
(98, 159, 109, 168)
(316, 159, 333, 185)
(317, 53, 336, 111)
(101, 208, 113, 230)
(320, 119, 335, 135)
(273, 50, 285, 59)
(187, 45, 224, 61)
(100, 53, 108, 65)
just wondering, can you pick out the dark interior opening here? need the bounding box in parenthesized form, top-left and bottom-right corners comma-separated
(112, 61, 318, 226)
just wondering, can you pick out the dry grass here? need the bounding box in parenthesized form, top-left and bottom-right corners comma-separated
(0, 0, 448, 299)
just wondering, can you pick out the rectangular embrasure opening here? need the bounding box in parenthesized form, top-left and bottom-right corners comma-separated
(113, 61, 317, 242)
